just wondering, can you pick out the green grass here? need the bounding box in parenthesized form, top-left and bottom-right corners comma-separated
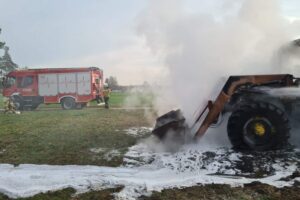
(0, 91, 156, 199)
(0, 108, 151, 166)
(0, 90, 154, 166)
(0, 93, 4, 108)
(109, 92, 128, 107)
(0, 187, 124, 200)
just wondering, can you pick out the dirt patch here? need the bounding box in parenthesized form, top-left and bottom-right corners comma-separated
(141, 182, 300, 200)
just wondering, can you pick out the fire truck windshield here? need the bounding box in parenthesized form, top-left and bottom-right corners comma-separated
(3, 76, 16, 88)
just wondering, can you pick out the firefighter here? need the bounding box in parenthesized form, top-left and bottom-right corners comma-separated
(103, 85, 111, 109)
(93, 83, 103, 105)
(4, 97, 17, 114)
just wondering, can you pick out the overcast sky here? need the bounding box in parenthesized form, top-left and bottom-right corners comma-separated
(0, 0, 300, 85)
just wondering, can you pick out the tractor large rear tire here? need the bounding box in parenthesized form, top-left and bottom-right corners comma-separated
(227, 102, 290, 151)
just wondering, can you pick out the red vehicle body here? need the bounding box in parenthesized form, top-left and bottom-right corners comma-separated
(2, 67, 104, 110)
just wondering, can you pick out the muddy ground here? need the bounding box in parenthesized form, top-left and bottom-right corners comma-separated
(142, 182, 300, 200)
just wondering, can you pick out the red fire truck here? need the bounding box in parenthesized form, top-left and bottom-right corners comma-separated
(2, 67, 104, 110)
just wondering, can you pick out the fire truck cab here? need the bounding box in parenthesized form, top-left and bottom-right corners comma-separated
(2, 67, 104, 110)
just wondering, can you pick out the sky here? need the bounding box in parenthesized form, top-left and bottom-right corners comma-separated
(0, 0, 300, 85)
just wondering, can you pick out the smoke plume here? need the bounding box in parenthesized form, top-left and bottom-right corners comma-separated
(137, 0, 298, 126)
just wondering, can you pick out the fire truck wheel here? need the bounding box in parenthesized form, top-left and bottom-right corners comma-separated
(61, 97, 75, 110)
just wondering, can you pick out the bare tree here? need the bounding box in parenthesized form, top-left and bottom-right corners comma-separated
(105, 76, 119, 90)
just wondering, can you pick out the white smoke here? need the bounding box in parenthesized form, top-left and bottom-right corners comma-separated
(137, 0, 297, 126)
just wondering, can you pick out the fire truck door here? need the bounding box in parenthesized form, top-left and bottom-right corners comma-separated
(17, 76, 37, 96)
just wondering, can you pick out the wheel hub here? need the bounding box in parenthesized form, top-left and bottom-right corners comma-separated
(243, 116, 274, 148)
(253, 122, 266, 137)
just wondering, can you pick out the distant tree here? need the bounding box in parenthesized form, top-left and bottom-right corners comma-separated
(0, 29, 5, 49)
(0, 46, 18, 72)
(0, 28, 18, 88)
(105, 76, 119, 90)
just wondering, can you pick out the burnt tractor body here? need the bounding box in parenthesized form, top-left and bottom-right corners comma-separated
(153, 74, 300, 151)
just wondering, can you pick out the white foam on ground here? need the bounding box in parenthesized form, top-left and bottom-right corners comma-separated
(0, 141, 298, 199)
(124, 127, 152, 137)
(89, 147, 107, 154)
(104, 150, 121, 161)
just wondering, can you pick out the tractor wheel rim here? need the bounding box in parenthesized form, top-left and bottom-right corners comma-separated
(243, 117, 273, 148)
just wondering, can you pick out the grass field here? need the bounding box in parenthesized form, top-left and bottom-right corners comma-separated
(0, 91, 155, 199)
(0, 93, 4, 108)
(0, 108, 151, 166)
(0, 91, 153, 166)
(1, 92, 298, 200)
(0, 187, 124, 200)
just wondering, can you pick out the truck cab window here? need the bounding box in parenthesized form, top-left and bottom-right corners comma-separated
(3, 77, 16, 88)
(17, 76, 34, 88)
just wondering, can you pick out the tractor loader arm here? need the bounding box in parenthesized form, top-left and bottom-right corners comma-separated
(152, 74, 294, 140)
(193, 74, 294, 139)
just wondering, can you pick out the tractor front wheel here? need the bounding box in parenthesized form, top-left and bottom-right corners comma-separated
(227, 102, 290, 151)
